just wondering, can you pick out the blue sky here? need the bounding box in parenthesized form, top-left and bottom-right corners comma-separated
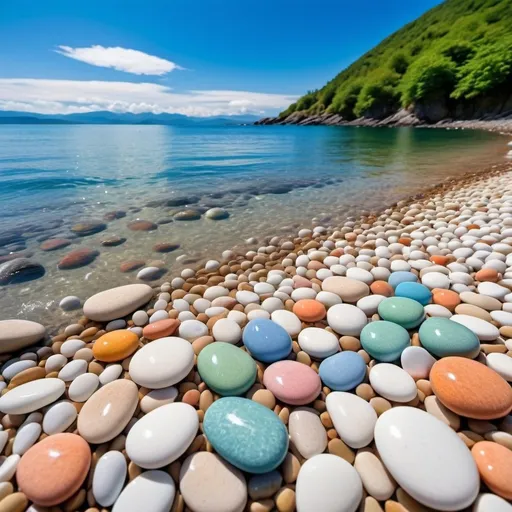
(0, 0, 443, 116)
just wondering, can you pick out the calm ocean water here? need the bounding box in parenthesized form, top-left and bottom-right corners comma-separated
(0, 124, 506, 325)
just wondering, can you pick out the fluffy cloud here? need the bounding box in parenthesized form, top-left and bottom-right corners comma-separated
(0, 79, 297, 117)
(55, 45, 181, 75)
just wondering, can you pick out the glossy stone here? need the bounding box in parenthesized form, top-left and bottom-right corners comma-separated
(430, 357, 512, 420)
(395, 281, 432, 305)
(242, 319, 292, 363)
(0, 319, 45, 354)
(388, 271, 418, 289)
(472, 441, 512, 500)
(141, 318, 179, 340)
(321, 276, 369, 302)
(378, 297, 425, 329)
(369, 364, 417, 403)
(93, 451, 127, 507)
(360, 320, 410, 362)
(375, 407, 479, 511)
(17, 434, 91, 506)
(0, 378, 65, 414)
(297, 328, 339, 359)
(197, 342, 257, 396)
(418, 317, 480, 358)
(263, 360, 321, 405)
(289, 408, 327, 459)
(292, 299, 326, 322)
(92, 330, 139, 362)
(203, 397, 289, 473)
(319, 351, 366, 391)
(77, 379, 138, 443)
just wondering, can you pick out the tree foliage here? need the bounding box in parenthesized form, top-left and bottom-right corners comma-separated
(279, 0, 512, 119)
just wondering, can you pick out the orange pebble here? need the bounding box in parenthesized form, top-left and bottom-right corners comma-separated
(307, 260, 325, 271)
(472, 441, 512, 499)
(143, 318, 180, 340)
(330, 249, 343, 257)
(467, 224, 480, 230)
(398, 238, 411, 246)
(293, 299, 326, 322)
(182, 389, 201, 406)
(433, 290, 461, 311)
(430, 255, 449, 266)
(475, 268, 499, 282)
(370, 281, 394, 297)
(92, 330, 139, 362)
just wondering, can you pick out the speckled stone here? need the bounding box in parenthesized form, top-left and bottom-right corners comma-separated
(203, 397, 289, 474)
(197, 342, 257, 396)
(377, 297, 425, 329)
(360, 321, 410, 362)
(418, 317, 480, 358)
(430, 357, 512, 420)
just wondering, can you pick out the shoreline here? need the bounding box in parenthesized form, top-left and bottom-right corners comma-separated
(0, 160, 511, 509)
(256, 110, 512, 135)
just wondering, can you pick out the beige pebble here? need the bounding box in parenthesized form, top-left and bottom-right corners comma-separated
(355, 449, 396, 501)
(384, 500, 408, 512)
(0, 493, 28, 512)
(199, 390, 213, 412)
(424, 395, 460, 431)
(192, 336, 214, 355)
(370, 397, 392, 416)
(0, 483, 13, 502)
(396, 488, 430, 512)
(275, 488, 295, 512)
(250, 499, 275, 512)
(363, 496, 384, 512)
(484, 430, 512, 450)
(252, 389, 276, 409)
(281, 453, 300, 483)
(340, 336, 361, 351)
(327, 438, 355, 464)
(457, 430, 484, 448)
(356, 383, 375, 401)
(416, 379, 432, 397)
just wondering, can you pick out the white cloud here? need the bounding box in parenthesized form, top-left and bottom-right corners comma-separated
(0, 78, 297, 117)
(55, 45, 181, 75)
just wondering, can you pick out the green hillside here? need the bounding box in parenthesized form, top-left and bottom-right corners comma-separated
(280, 0, 512, 122)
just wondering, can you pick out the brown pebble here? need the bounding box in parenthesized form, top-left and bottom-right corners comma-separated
(384, 500, 408, 512)
(328, 438, 355, 464)
(275, 488, 295, 512)
(9, 366, 46, 388)
(281, 453, 300, 484)
(252, 389, 276, 409)
(0, 493, 28, 512)
(356, 383, 375, 401)
(340, 336, 361, 351)
(370, 397, 392, 416)
(64, 488, 86, 512)
(278, 407, 290, 424)
(363, 496, 384, 512)
(88, 361, 104, 376)
(458, 430, 484, 448)
(199, 390, 213, 413)
(320, 411, 333, 428)
(396, 488, 429, 512)
(128, 462, 142, 480)
(192, 336, 214, 355)
(170, 492, 185, 512)
(0, 483, 13, 502)
(416, 379, 432, 397)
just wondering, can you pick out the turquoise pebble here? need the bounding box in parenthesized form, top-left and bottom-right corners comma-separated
(395, 281, 432, 306)
(203, 397, 289, 473)
(419, 317, 480, 358)
(378, 297, 425, 329)
(319, 351, 366, 390)
(388, 271, 418, 289)
(242, 319, 292, 363)
(197, 342, 257, 396)
(360, 320, 411, 362)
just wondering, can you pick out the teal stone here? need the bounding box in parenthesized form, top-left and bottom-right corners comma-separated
(395, 281, 432, 306)
(378, 297, 425, 329)
(197, 342, 257, 396)
(360, 320, 411, 362)
(203, 397, 289, 474)
(419, 317, 480, 358)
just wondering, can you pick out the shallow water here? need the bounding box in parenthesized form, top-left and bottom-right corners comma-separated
(0, 124, 506, 326)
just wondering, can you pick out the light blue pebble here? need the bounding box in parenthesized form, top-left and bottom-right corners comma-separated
(203, 397, 289, 473)
(319, 351, 366, 391)
(388, 271, 418, 289)
(395, 281, 432, 305)
(242, 319, 292, 363)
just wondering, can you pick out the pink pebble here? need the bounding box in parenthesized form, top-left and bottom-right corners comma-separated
(293, 275, 312, 288)
(263, 360, 321, 405)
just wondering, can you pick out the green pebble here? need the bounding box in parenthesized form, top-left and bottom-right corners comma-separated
(418, 317, 480, 358)
(197, 341, 257, 396)
(377, 297, 425, 329)
(360, 320, 411, 362)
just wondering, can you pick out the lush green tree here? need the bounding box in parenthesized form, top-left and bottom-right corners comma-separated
(329, 83, 362, 119)
(389, 52, 409, 75)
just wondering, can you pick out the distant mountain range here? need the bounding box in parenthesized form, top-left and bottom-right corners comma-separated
(0, 111, 260, 126)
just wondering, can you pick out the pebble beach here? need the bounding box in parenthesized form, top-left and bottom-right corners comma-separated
(0, 159, 512, 512)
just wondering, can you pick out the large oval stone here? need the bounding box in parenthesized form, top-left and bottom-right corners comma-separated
(180, 452, 247, 512)
(472, 441, 512, 500)
(203, 397, 289, 473)
(319, 351, 366, 391)
(83, 284, 153, 321)
(321, 276, 369, 302)
(129, 336, 194, 389)
(40, 238, 71, 251)
(126, 403, 198, 469)
(0, 258, 45, 285)
(375, 407, 479, 510)
(0, 319, 45, 354)
(395, 281, 432, 305)
(418, 317, 480, 358)
(430, 357, 512, 420)
(17, 433, 91, 506)
(197, 342, 256, 396)
(93, 330, 139, 362)
(143, 318, 180, 340)
(58, 248, 99, 269)
(378, 297, 425, 329)
(242, 319, 292, 363)
(0, 378, 65, 414)
(263, 360, 321, 405)
(360, 320, 410, 362)
(77, 379, 138, 443)
(71, 220, 106, 236)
